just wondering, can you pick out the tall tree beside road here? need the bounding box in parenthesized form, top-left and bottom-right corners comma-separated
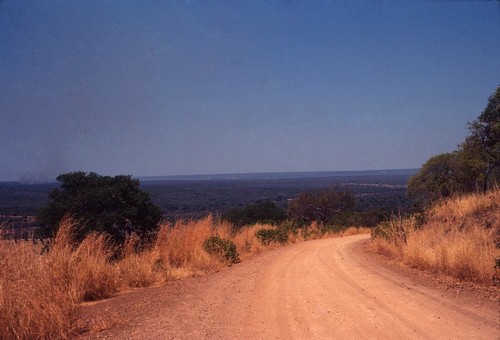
(409, 86, 500, 201)
(460, 86, 500, 192)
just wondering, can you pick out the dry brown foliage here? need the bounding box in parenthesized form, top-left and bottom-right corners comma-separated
(0, 218, 118, 339)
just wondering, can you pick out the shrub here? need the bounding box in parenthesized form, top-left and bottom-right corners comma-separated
(203, 235, 240, 264)
(255, 228, 288, 245)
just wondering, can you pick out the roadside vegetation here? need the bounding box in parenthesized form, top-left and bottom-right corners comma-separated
(372, 86, 500, 285)
(371, 189, 500, 283)
(0, 214, 368, 339)
(408, 86, 499, 206)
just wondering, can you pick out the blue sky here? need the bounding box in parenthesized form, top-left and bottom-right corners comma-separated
(1, 1, 499, 182)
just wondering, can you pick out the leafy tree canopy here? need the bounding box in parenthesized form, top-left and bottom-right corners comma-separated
(408, 152, 473, 202)
(37, 172, 161, 243)
(409, 86, 500, 202)
(287, 187, 355, 225)
(460, 86, 500, 191)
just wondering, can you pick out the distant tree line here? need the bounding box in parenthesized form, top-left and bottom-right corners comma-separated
(36, 174, 392, 245)
(224, 200, 287, 228)
(224, 186, 387, 230)
(287, 187, 355, 225)
(408, 86, 500, 204)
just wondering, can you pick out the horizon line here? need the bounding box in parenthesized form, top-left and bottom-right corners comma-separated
(137, 168, 419, 181)
(1, 168, 419, 184)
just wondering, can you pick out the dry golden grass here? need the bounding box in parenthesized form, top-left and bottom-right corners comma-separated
(115, 216, 283, 283)
(232, 224, 273, 259)
(152, 216, 225, 279)
(340, 226, 371, 237)
(49, 220, 119, 302)
(403, 225, 497, 282)
(430, 189, 499, 222)
(370, 237, 401, 258)
(303, 221, 323, 239)
(0, 219, 120, 339)
(371, 190, 500, 284)
(0, 236, 77, 339)
(117, 233, 161, 288)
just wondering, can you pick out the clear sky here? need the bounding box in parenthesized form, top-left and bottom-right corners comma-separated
(1, 1, 499, 182)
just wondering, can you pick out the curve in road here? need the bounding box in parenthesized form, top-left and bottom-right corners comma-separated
(79, 234, 499, 339)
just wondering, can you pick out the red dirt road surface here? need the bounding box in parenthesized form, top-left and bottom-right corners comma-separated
(79, 234, 499, 339)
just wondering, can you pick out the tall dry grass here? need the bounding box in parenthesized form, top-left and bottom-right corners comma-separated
(339, 226, 371, 237)
(0, 219, 118, 339)
(116, 233, 161, 288)
(49, 220, 119, 302)
(232, 224, 269, 257)
(0, 239, 77, 339)
(152, 216, 232, 279)
(371, 190, 500, 283)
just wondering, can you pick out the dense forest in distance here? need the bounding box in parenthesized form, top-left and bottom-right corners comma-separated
(0, 169, 417, 219)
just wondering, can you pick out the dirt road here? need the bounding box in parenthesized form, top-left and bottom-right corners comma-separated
(80, 234, 499, 339)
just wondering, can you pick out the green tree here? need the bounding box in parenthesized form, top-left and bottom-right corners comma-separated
(408, 152, 472, 202)
(37, 172, 162, 243)
(460, 86, 500, 192)
(287, 187, 355, 225)
(224, 201, 286, 229)
(409, 86, 500, 202)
